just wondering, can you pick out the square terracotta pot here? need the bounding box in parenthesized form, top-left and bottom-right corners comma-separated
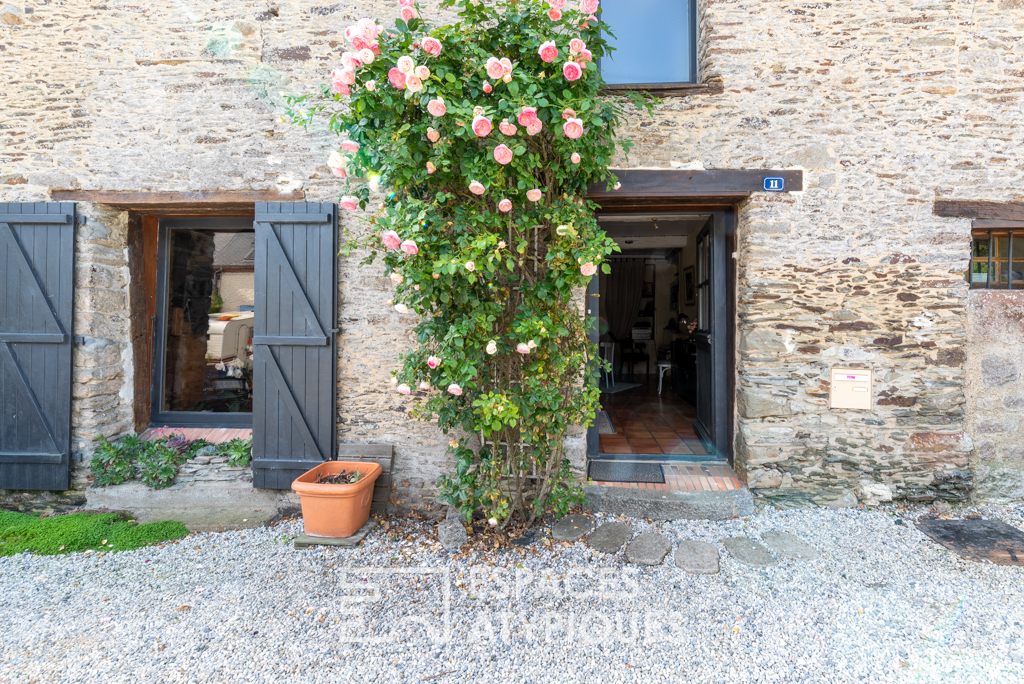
(292, 461, 382, 538)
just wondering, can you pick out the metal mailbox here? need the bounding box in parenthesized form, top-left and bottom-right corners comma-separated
(829, 368, 872, 410)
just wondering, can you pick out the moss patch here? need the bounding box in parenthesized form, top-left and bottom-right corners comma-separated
(0, 510, 189, 557)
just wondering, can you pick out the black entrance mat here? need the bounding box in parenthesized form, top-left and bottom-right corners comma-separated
(588, 461, 665, 484)
(916, 517, 1024, 566)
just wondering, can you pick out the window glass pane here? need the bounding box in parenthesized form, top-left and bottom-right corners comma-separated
(601, 0, 695, 85)
(969, 237, 990, 285)
(163, 229, 255, 413)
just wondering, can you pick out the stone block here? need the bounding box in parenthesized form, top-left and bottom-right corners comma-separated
(586, 522, 633, 554)
(739, 391, 793, 419)
(437, 519, 467, 550)
(762, 531, 819, 561)
(723, 537, 777, 567)
(857, 482, 893, 506)
(625, 533, 672, 566)
(740, 329, 787, 354)
(982, 354, 1018, 387)
(674, 539, 720, 574)
(550, 514, 595, 541)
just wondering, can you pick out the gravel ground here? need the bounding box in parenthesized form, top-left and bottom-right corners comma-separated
(2, 503, 1024, 684)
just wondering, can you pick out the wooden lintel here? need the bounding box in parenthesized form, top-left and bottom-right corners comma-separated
(601, 81, 726, 98)
(972, 219, 1024, 230)
(49, 190, 306, 215)
(934, 200, 1024, 221)
(587, 169, 802, 208)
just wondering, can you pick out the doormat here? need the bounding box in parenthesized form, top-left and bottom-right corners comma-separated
(597, 411, 616, 434)
(599, 382, 641, 395)
(916, 516, 1024, 566)
(589, 461, 665, 484)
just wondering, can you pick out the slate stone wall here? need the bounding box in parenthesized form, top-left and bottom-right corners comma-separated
(2, 0, 1023, 508)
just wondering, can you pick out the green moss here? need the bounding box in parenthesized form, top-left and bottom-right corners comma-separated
(0, 510, 189, 557)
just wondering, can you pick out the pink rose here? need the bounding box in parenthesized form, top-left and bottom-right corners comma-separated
(517, 107, 539, 127)
(526, 188, 542, 202)
(549, 0, 565, 7)
(382, 230, 401, 250)
(498, 120, 517, 136)
(328, 151, 347, 178)
(526, 121, 542, 136)
(399, 0, 414, 7)
(563, 61, 583, 81)
(418, 381, 430, 390)
(365, 80, 376, 91)
(400, 239, 419, 255)
(405, 75, 423, 93)
(401, 6, 417, 21)
(465, 261, 475, 272)
(397, 383, 411, 395)
(415, 65, 430, 79)
(579, 49, 593, 63)
(502, 73, 512, 83)
(427, 98, 447, 117)
(538, 41, 559, 63)
(432, 273, 440, 279)
(358, 48, 375, 64)
(332, 82, 350, 96)
(471, 115, 493, 137)
(469, 180, 486, 195)
(341, 196, 360, 211)
(493, 144, 513, 165)
(563, 117, 584, 139)
(330, 166, 346, 179)
(426, 161, 436, 174)
(614, 182, 622, 190)
(580, 262, 597, 277)
(389, 272, 403, 285)
(447, 383, 463, 396)
(548, 9, 562, 20)
(579, 0, 599, 13)
(562, 108, 577, 120)
(571, 152, 581, 164)
(427, 127, 440, 142)
(341, 140, 359, 154)
(388, 67, 406, 89)
(422, 37, 442, 56)
(570, 38, 586, 54)
(351, 35, 370, 51)
(486, 57, 504, 80)
(393, 303, 409, 314)
(499, 57, 513, 75)
(483, 81, 493, 93)
(396, 55, 415, 74)
(516, 343, 530, 354)
(427, 355, 441, 369)
(498, 199, 513, 212)
(336, 69, 355, 85)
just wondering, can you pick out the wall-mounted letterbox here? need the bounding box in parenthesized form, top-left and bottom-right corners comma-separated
(829, 368, 872, 410)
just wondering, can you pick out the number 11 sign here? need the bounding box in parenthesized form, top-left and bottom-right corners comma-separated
(763, 177, 785, 191)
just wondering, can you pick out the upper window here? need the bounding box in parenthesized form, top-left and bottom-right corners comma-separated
(969, 230, 1024, 289)
(600, 0, 698, 87)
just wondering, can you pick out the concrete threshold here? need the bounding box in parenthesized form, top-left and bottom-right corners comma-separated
(583, 484, 754, 520)
(84, 481, 299, 532)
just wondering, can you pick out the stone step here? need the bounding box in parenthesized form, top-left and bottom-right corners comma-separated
(583, 484, 753, 521)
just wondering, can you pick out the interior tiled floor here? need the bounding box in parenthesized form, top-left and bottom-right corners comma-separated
(592, 464, 744, 491)
(598, 377, 707, 455)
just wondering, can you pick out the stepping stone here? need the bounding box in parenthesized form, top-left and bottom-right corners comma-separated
(625, 533, 672, 566)
(762, 530, 819, 561)
(586, 522, 633, 554)
(551, 514, 595, 542)
(674, 539, 720, 574)
(723, 537, 777, 567)
(294, 520, 377, 549)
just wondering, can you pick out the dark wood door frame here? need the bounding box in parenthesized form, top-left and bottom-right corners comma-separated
(585, 168, 801, 467)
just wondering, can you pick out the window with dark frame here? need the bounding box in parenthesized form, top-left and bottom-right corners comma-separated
(969, 230, 1024, 289)
(600, 0, 698, 88)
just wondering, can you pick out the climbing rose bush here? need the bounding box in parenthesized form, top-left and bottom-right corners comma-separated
(287, 0, 633, 526)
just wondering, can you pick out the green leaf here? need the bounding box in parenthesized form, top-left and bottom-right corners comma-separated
(507, 81, 519, 97)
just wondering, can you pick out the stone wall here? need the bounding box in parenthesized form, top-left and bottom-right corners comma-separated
(2, 0, 1024, 509)
(965, 291, 1024, 502)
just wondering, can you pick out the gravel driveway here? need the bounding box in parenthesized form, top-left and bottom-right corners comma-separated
(2, 504, 1023, 684)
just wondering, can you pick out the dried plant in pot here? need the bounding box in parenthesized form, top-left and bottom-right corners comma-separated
(291, 461, 382, 538)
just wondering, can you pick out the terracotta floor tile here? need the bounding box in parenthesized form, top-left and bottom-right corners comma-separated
(601, 445, 634, 454)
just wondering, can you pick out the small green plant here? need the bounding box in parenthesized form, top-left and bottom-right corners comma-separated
(136, 442, 182, 490)
(222, 438, 252, 467)
(90, 435, 136, 487)
(0, 510, 188, 556)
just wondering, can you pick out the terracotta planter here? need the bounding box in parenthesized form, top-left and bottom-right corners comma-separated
(292, 461, 382, 538)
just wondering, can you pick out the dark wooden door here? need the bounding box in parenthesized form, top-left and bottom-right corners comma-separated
(0, 203, 75, 490)
(251, 203, 337, 489)
(587, 272, 600, 458)
(692, 216, 729, 459)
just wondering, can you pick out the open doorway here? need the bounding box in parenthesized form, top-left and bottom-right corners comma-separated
(587, 210, 733, 471)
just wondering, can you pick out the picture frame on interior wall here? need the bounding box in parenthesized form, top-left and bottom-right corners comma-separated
(683, 267, 695, 305)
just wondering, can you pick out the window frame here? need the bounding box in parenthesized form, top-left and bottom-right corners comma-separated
(151, 216, 255, 427)
(969, 229, 1024, 290)
(598, 0, 701, 92)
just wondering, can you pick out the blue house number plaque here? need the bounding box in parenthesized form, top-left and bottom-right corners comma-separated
(763, 177, 785, 191)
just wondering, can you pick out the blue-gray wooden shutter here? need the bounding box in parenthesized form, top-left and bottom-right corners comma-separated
(0, 203, 75, 491)
(251, 202, 337, 489)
